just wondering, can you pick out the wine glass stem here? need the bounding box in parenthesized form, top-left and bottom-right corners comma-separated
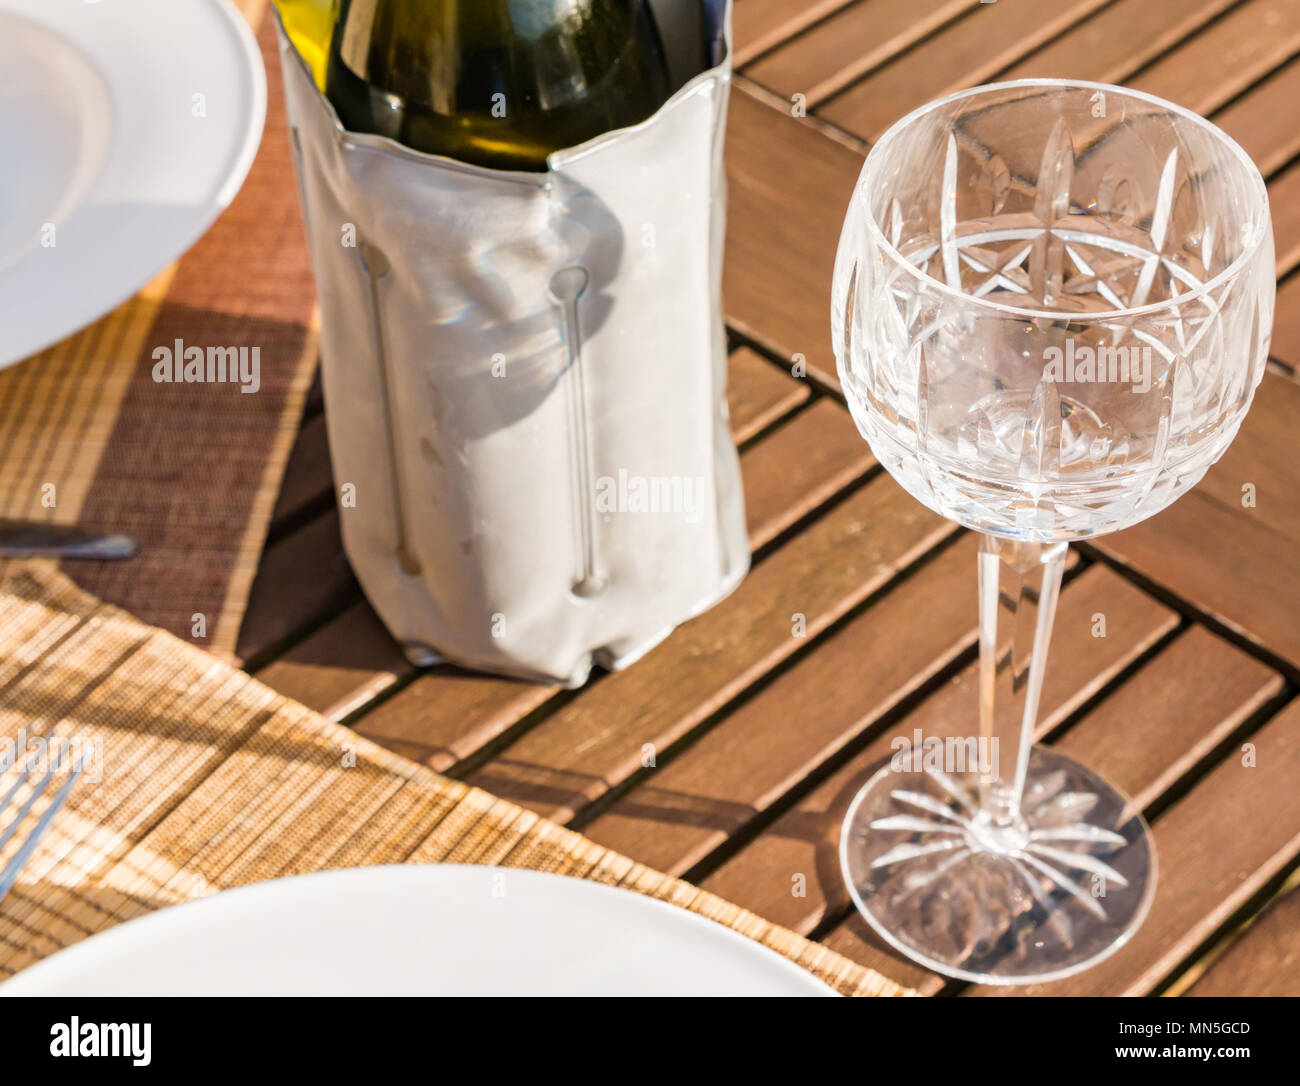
(976, 534, 1068, 827)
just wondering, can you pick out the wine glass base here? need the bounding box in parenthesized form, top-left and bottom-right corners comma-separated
(840, 746, 1156, 985)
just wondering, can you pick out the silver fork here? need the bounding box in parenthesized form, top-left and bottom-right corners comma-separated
(0, 747, 87, 904)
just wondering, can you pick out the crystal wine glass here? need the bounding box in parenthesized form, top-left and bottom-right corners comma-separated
(831, 80, 1274, 984)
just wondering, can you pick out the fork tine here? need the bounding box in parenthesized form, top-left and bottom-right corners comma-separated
(0, 759, 37, 828)
(0, 754, 86, 904)
(0, 762, 56, 857)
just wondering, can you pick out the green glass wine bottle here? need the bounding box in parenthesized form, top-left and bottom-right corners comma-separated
(324, 0, 680, 171)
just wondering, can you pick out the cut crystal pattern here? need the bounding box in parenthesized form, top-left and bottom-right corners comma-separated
(834, 85, 1274, 542)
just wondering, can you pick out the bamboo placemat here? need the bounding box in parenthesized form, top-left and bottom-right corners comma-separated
(0, 562, 910, 996)
(0, 0, 316, 657)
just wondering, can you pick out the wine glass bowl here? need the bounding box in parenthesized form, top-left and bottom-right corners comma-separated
(831, 81, 1274, 984)
(833, 80, 1274, 542)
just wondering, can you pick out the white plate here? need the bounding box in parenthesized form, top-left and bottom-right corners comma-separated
(0, 865, 836, 996)
(0, 0, 265, 369)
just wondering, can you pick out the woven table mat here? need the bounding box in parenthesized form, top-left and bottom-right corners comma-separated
(0, 563, 911, 996)
(0, 0, 316, 657)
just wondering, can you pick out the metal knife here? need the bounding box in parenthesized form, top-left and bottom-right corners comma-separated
(0, 521, 138, 560)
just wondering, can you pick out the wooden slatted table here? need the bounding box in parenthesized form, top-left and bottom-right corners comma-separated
(241, 0, 1300, 995)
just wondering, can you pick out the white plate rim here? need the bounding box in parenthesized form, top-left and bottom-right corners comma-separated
(0, 0, 267, 369)
(0, 864, 838, 997)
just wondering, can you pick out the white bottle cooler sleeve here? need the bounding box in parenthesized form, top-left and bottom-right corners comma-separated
(274, 2, 748, 686)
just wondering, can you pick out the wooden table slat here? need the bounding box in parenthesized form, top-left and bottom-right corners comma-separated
(1127, 0, 1300, 116)
(743, 0, 979, 106)
(727, 347, 812, 444)
(996, 0, 1240, 86)
(251, 599, 409, 721)
(1052, 625, 1285, 807)
(742, 398, 875, 549)
(1270, 273, 1300, 369)
(1193, 372, 1300, 548)
(1209, 56, 1300, 176)
(723, 88, 862, 388)
(1267, 160, 1300, 278)
(1184, 882, 1300, 996)
(1093, 374, 1300, 673)
(730, 0, 860, 67)
(235, 508, 357, 665)
(817, 0, 1113, 142)
(269, 410, 332, 529)
(352, 667, 559, 772)
(1096, 494, 1300, 672)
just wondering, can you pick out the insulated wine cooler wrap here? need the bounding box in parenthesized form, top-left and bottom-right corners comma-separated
(274, 2, 748, 686)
